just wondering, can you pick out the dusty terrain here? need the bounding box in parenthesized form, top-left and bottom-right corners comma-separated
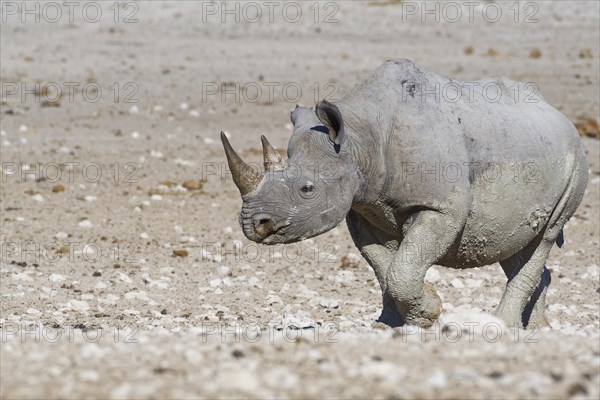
(1, 1, 599, 399)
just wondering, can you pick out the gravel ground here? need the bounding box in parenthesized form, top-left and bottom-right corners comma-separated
(1, 1, 599, 399)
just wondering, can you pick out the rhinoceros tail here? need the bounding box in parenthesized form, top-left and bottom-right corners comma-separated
(556, 230, 564, 248)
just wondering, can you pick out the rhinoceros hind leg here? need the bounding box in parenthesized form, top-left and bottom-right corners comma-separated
(521, 266, 551, 328)
(496, 236, 553, 329)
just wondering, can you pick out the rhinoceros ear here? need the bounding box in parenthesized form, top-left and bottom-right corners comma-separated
(315, 100, 345, 146)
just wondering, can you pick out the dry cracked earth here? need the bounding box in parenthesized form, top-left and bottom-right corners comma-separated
(1, 1, 599, 399)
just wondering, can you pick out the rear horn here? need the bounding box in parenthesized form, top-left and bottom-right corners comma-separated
(261, 135, 284, 172)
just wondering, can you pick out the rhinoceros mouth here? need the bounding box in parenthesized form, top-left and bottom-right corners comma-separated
(241, 215, 291, 244)
(257, 222, 291, 242)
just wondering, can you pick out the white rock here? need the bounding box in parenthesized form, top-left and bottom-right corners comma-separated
(216, 265, 230, 275)
(180, 102, 189, 110)
(131, 131, 140, 139)
(319, 298, 339, 309)
(55, 232, 68, 240)
(359, 361, 400, 380)
(149, 280, 169, 290)
(49, 273, 66, 282)
(31, 194, 44, 202)
(266, 294, 283, 305)
(79, 370, 100, 382)
(69, 299, 90, 311)
(189, 110, 200, 117)
(129, 105, 139, 114)
(140, 232, 149, 239)
(19, 124, 28, 132)
(320, 252, 338, 261)
(84, 195, 97, 202)
(174, 158, 193, 166)
(278, 310, 316, 330)
(263, 367, 299, 390)
(12, 273, 33, 282)
(297, 284, 318, 298)
(465, 278, 483, 288)
(98, 294, 119, 305)
(203, 137, 215, 144)
(119, 273, 133, 284)
(438, 311, 508, 339)
(450, 278, 465, 288)
(334, 270, 356, 284)
(151, 194, 162, 201)
(124, 290, 151, 301)
(94, 281, 107, 290)
(426, 369, 448, 388)
(426, 268, 441, 282)
(78, 220, 93, 228)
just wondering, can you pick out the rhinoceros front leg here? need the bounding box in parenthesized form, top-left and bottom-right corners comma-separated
(386, 210, 464, 328)
(346, 210, 403, 327)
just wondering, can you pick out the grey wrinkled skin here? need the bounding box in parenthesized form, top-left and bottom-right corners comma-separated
(222, 59, 588, 329)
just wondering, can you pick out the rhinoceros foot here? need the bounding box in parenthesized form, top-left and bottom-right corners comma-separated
(390, 283, 442, 329)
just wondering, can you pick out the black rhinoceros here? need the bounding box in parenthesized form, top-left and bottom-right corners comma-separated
(220, 59, 588, 329)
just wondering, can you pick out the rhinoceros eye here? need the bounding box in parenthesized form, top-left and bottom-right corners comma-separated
(300, 182, 314, 193)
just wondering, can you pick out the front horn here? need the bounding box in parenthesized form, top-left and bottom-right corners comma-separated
(261, 135, 284, 172)
(220, 132, 263, 195)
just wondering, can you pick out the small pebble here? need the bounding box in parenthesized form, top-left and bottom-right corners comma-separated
(78, 220, 93, 228)
(173, 249, 189, 257)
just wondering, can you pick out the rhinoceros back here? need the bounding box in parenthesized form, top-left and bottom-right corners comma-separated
(337, 59, 588, 267)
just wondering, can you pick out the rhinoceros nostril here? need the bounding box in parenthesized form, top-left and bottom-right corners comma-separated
(253, 216, 274, 237)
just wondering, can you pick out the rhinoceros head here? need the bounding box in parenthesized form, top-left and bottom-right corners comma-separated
(221, 101, 359, 244)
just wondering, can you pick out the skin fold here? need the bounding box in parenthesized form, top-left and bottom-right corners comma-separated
(221, 59, 589, 329)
